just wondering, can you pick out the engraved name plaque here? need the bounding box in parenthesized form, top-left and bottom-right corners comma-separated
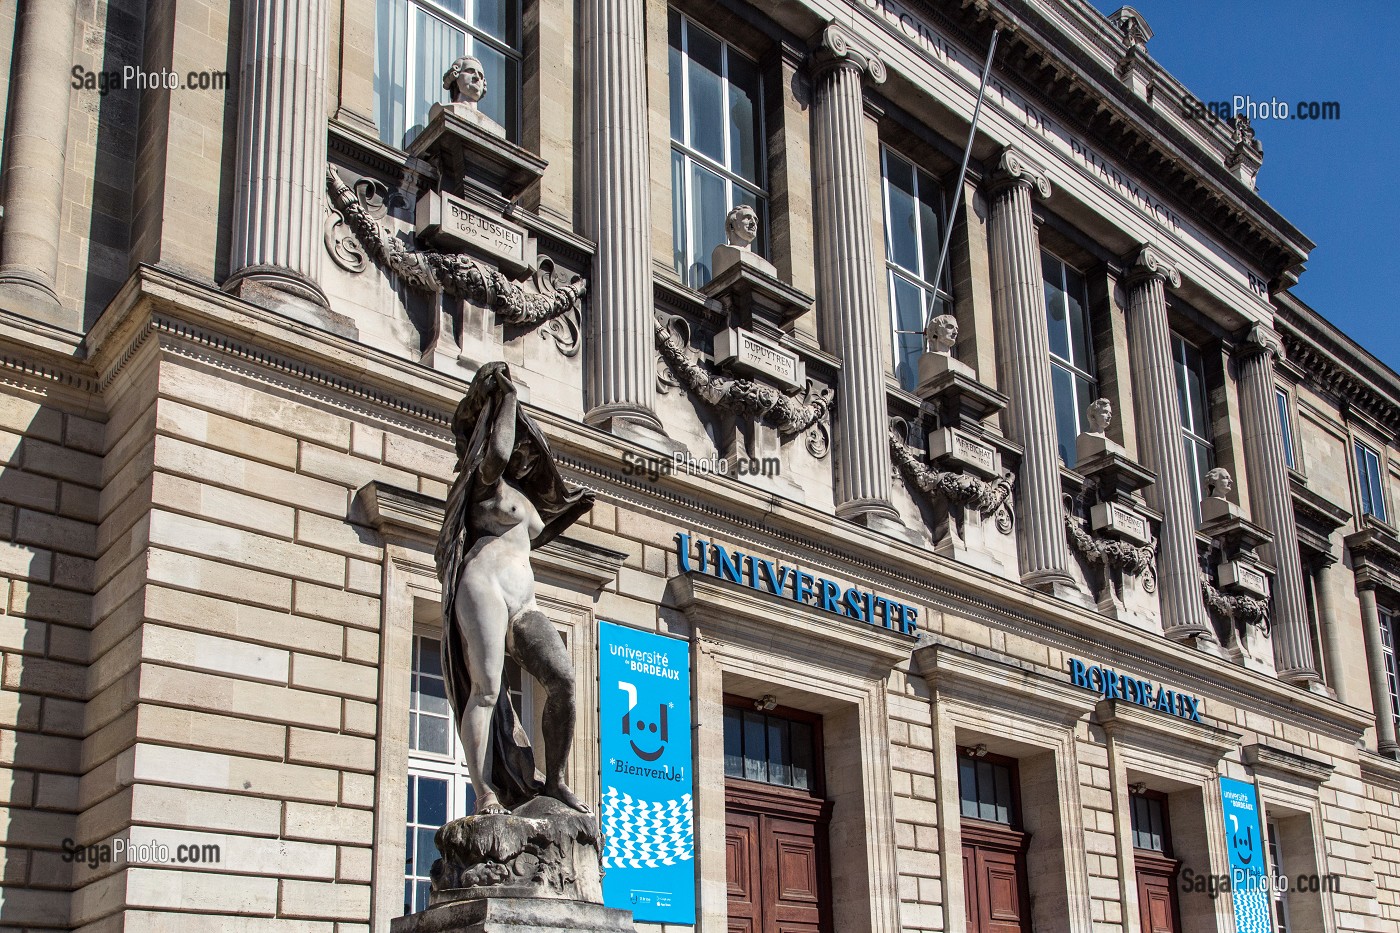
(1219, 560, 1270, 599)
(416, 191, 530, 274)
(713, 328, 803, 392)
(1090, 501, 1151, 545)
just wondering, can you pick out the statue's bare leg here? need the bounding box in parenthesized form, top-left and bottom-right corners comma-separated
(454, 582, 510, 815)
(510, 609, 588, 812)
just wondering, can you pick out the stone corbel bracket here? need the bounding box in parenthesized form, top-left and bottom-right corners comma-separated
(1064, 512, 1157, 592)
(324, 166, 587, 351)
(889, 424, 1014, 534)
(653, 311, 833, 458)
(1200, 573, 1269, 631)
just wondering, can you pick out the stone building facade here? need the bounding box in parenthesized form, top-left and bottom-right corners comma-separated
(0, 0, 1397, 931)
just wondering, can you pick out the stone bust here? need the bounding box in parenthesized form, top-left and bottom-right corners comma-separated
(1086, 398, 1112, 435)
(1204, 466, 1233, 499)
(443, 55, 487, 104)
(725, 204, 759, 249)
(925, 314, 958, 354)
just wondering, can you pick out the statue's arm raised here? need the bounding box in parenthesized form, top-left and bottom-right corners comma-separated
(478, 367, 519, 486)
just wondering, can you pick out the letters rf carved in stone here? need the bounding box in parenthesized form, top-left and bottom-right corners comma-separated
(428, 362, 607, 906)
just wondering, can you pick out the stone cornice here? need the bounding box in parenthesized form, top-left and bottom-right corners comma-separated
(1242, 741, 1334, 788)
(1360, 749, 1400, 790)
(1275, 292, 1400, 438)
(1290, 475, 1350, 565)
(1345, 524, 1400, 594)
(914, 636, 1096, 723)
(1096, 698, 1242, 766)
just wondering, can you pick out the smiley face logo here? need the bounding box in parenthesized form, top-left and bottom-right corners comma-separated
(618, 681, 669, 762)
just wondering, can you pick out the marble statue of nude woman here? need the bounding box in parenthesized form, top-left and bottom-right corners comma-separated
(435, 362, 594, 815)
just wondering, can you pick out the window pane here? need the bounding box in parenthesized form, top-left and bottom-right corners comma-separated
(1064, 266, 1091, 370)
(428, 0, 466, 17)
(884, 154, 920, 273)
(742, 710, 767, 782)
(418, 776, 448, 825)
(727, 51, 761, 184)
(671, 151, 687, 276)
(890, 274, 926, 391)
(1042, 254, 1069, 361)
(917, 169, 943, 282)
(1051, 363, 1080, 465)
(417, 714, 449, 755)
(376, 0, 410, 148)
(685, 27, 725, 164)
(766, 716, 790, 787)
(958, 758, 978, 819)
(668, 11, 684, 141)
(417, 636, 442, 677)
(724, 707, 743, 778)
(420, 676, 449, 717)
(993, 763, 1012, 825)
(686, 162, 728, 287)
(412, 11, 466, 146)
(1277, 390, 1295, 469)
(473, 0, 513, 45)
(791, 722, 813, 791)
(976, 761, 997, 821)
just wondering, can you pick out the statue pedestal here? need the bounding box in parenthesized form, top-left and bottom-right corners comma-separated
(391, 897, 636, 933)
(394, 797, 637, 933)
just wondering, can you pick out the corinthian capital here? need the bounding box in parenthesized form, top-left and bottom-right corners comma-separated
(1240, 322, 1284, 361)
(1124, 244, 1182, 289)
(989, 147, 1052, 199)
(810, 23, 887, 84)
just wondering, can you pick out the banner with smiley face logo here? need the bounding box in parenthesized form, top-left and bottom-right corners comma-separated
(1219, 776, 1273, 933)
(598, 621, 695, 924)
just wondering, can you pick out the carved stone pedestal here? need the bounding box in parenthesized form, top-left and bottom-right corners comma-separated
(391, 897, 636, 933)
(393, 797, 636, 933)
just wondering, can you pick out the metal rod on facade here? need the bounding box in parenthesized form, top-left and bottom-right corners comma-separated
(923, 26, 1000, 348)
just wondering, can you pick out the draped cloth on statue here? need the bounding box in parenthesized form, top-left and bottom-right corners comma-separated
(435, 362, 594, 809)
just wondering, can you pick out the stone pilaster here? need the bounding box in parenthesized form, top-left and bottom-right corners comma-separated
(1237, 324, 1319, 686)
(986, 148, 1076, 594)
(580, 0, 666, 443)
(1360, 583, 1400, 757)
(0, 0, 77, 328)
(226, 0, 332, 311)
(1123, 246, 1215, 643)
(809, 25, 904, 531)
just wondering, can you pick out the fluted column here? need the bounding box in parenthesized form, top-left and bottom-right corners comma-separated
(581, 0, 663, 436)
(809, 25, 901, 529)
(226, 0, 331, 308)
(0, 0, 78, 328)
(1360, 584, 1400, 757)
(1312, 557, 1348, 701)
(986, 148, 1076, 594)
(1124, 247, 1215, 643)
(1238, 324, 1318, 685)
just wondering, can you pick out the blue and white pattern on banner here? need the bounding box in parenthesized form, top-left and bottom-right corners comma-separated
(1219, 776, 1273, 933)
(598, 621, 695, 924)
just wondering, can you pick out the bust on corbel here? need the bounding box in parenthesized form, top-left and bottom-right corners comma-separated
(702, 205, 812, 341)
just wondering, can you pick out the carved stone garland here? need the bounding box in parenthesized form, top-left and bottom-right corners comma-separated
(324, 166, 587, 353)
(888, 426, 1015, 534)
(1064, 512, 1157, 593)
(653, 311, 832, 458)
(1200, 573, 1269, 631)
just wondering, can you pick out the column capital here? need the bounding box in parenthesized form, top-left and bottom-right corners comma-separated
(810, 23, 887, 85)
(1123, 244, 1182, 289)
(988, 147, 1052, 199)
(1239, 322, 1284, 361)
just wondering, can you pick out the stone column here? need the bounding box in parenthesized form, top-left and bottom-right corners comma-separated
(809, 24, 903, 533)
(1237, 324, 1318, 685)
(1123, 246, 1215, 643)
(1312, 557, 1348, 702)
(226, 0, 332, 311)
(1359, 583, 1400, 757)
(0, 0, 77, 328)
(986, 148, 1076, 594)
(580, 0, 666, 442)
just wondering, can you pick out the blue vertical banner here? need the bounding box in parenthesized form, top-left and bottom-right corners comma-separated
(597, 621, 695, 924)
(1219, 776, 1274, 933)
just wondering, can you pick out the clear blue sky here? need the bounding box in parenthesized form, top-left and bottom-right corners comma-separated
(1093, 1, 1400, 370)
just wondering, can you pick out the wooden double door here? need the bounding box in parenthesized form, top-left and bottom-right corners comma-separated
(724, 783, 833, 933)
(962, 822, 1032, 933)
